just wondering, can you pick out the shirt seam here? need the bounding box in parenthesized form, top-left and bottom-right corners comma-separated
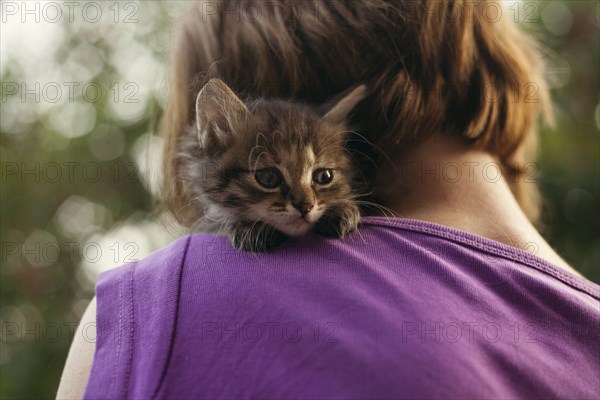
(124, 264, 135, 398)
(109, 268, 123, 398)
(360, 217, 600, 299)
(152, 235, 192, 399)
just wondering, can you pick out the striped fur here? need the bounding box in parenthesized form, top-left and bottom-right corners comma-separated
(179, 79, 366, 252)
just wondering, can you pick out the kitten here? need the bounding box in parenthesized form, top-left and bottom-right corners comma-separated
(179, 79, 367, 252)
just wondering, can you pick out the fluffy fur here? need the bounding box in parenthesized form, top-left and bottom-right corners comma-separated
(161, 1, 552, 227)
(179, 79, 367, 251)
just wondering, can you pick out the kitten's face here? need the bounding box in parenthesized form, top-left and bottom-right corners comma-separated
(181, 78, 365, 239)
(241, 115, 354, 236)
(199, 107, 356, 237)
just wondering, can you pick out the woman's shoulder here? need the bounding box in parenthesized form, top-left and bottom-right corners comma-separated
(100, 217, 599, 301)
(57, 297, 97, 399)
(76, 218, 600, 399)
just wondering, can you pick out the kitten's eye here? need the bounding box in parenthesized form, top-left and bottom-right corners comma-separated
(313, 169, 334, 185)
(255, 168, 282, 189)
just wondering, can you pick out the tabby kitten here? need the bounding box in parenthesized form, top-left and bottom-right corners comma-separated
(179, 79, 366, 252)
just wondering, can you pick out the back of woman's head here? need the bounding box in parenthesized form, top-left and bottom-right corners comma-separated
(162, 0, 552, 225)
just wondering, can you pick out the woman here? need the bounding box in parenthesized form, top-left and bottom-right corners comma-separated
(58, 1, 599, 398)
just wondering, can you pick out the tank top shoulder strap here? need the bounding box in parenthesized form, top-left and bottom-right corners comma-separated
(84, 236, 191, 400)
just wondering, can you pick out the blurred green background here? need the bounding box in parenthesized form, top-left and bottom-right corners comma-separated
(0, 1, 598, 398)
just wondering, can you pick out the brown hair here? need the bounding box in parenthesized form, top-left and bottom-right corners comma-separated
(161, 0, 552, 226)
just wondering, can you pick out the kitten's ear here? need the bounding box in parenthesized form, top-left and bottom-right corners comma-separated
(195, 79, 248, 149)
(323, 85, 367, 125)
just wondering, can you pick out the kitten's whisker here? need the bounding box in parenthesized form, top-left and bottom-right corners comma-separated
(251, 220, 268, 253)
(256, 132, 271, 147)
(345, 191, 375, 200)
(251, 151, 270, 173)
(332, 142, 378, 168)
(326, 144, 376, 189)
(248, 138, 269, 169)
(248, 147, 268, 169)
(248, 220, 260, 251)
(342, 130, 397, 174)
(248, 131, 269, 160)
(176, 196, 202, 222)
(355, 200, 398, 219)
(354, 225, 368, 245)
(327, 145, 373, 187)
(256, 221, 271, 252)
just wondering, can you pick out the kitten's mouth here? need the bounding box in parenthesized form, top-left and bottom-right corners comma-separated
(290, 216, 310, 227)
(277, 215, 314, 236)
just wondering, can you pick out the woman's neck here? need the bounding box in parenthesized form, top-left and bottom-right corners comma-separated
(372, 134, 578, 275)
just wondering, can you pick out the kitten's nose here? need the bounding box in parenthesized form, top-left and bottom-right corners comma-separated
(293, 202, 313, 216)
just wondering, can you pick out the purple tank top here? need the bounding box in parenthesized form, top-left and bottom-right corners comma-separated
(83, 217, 600, 399)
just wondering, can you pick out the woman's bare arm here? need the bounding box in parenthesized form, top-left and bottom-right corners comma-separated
(56, 297, 97, 400)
